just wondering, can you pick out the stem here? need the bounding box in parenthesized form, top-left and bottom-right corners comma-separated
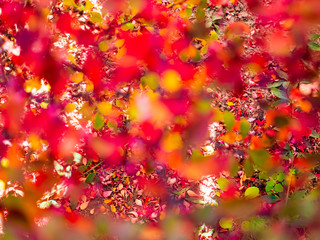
(84, 160, 104, 175)
(285, 158, 294, 204)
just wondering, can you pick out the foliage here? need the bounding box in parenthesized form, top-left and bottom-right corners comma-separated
(0, 0, 319, 239)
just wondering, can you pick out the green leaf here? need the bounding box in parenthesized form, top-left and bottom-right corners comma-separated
(85, 172, 96, 183)
(218, 177, 229, 191)
(219, 217, 233, 229)
(90, 12, 103, 23)
(213, 24, 220, 35)
(141, 73, 159, 90)
(274, 183, 283, 193)
(212, 15, 223, 21)
(200, 45, 208, 55)
(70, 200, 77, 210)
(240, 118, 250, 138)
(196, 9, 205, 21)
(223, 111, 235, 131)
(78, 165, 87, 173)
(308, 42, 320, 51)
(249, 149, 270, 169)
(259, 172, 268, 180)
(185, 198, 206, 204)
(121, 22, 134, 31)
(277, 172, 285, 182)
(310, 130, 320, 138)
(276, 69, 289, 80)
(173, 187, 189, 195)
(265, 180, 276, 192)
(245, 187, 259, 199)
(201, 230, 214, 238)
(196, 100, 211, 113)
(185, 8, 192, 17)
(244, 159, 254, 178)
(310, 34, 320, 41)
(210, 30, 219, 40)
(93, 113, 104, 130)
(267, 80, 285, 88)
(291, 190, 306, 200)
(271, 88, 289, 100)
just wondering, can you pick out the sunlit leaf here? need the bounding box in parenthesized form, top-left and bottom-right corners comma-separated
(245, 187, 259, 199)
(219, 217, 233, 229)
(110, 204, 116, 212)
(97, 102, 112, 115)
(218, 177, 229, 191)
(90, 12, 103, 23)
(63, 0, 76, 7)
(71, 71, 83, 83)
(98, 41, 108, 52)
(277, 172, 285, 182)
(161, 69, 182, 93)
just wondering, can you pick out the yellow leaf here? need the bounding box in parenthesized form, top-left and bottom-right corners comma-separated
(212, 108, 223, 122)
(24, 78, 41, 93)
(161, 132, 183, 152)
(210, 30, 219, 40)
(98, 40, 108, 52)
(40, 102, 49, 109)
(84, 0, 94, 11)
(67, 54, 77, 65)
(63, 0, 76, 7)
(65, 103, 76, 113)
(97, 101, 112, 115)
(116, 46, 126, 59)
(29, 134, 41, 151)
(161, 69, 182, 93)
(71, 71, 83, 83)
(115, 39, 125, 48)
(90, 12, 103, 23)
(110, 204, 116, 212)
(1, 158, 9, 168)
(0, 179, 5, 191)
(104, 199, 113, 204)
(86, 80, 94, 92)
